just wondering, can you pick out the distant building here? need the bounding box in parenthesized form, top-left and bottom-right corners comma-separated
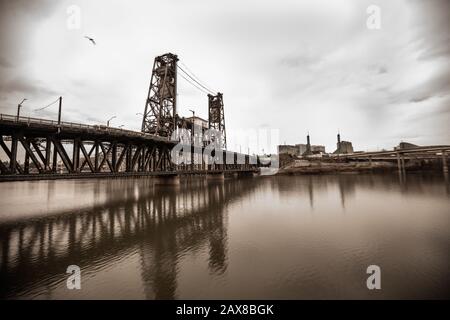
(278, 134, 325, 157)
(186, 116, 208, 129)
(186, 116, 208, 146)
(333, 133, 353, 154)
(311, 145, 326, 154)
(296, 144, 308, 155)
(278, 144, 298, 156)
(394, 142, 418, 150)
(301, 134, 325, 156)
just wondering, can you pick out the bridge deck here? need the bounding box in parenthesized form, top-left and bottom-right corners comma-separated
(0, 114, 174, 145)
(0, 114, 260, 180)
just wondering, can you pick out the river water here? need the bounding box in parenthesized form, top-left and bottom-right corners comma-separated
(0, 173, 449, 299)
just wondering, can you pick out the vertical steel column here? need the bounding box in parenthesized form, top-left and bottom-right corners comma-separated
(112, 142, 117, 172)
(126, 145, 132, 172)
(45, 137, 51, 172)
(52, 139, 57, 173)
(24, 139, 30, 174)
(94, 142, 99, 172)
(73, 138, 80, 172)
(9, 135, 18, 173)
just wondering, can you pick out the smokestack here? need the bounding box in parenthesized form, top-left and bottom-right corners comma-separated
(337, 132, 341, 144)
(306, 133, 311, 154)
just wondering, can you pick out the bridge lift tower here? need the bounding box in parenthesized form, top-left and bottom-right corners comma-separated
(141, 53, 178, 137)
(208, 93, 227, 150)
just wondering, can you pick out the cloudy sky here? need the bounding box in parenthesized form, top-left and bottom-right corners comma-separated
(0, 0, 449, 153)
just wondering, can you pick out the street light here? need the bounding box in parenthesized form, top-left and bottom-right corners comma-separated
(17, 98, 27, 120)
(107, 116, 116, 127)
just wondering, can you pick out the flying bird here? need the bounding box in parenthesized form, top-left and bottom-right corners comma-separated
(84, 36, 96, 45)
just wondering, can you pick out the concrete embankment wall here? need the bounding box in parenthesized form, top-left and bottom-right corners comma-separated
(277, 158, 445, 175)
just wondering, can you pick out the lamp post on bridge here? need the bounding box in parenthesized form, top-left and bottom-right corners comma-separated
(107, 116, 116, 127)
(16, 98, 27, 121)
(57, 96, 62, 125)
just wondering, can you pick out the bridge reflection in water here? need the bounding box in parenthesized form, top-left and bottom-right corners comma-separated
(0, 178, 254, 299)
(1, 173, 448, 299)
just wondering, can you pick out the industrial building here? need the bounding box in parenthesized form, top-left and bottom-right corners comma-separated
(278, 134, 326, 157)
(333, 133, 354, 154)
(278, 145, 299, 156)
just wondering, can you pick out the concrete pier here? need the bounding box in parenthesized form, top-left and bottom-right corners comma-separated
(396, 152, 402, 172)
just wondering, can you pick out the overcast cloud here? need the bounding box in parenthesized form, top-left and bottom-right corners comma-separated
(0, 0, 449, 153)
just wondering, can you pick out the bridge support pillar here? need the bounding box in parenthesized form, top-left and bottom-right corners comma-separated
(23, 139, 30, 174)
(9, 135, 18, 174)
(45, 137, 51, 172)
(401, 155, 406, 173)
(154, 174, 180, 185)
(396, 152, 402, 173)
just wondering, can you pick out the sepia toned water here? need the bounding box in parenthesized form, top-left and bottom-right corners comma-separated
(0, 173, 449, 299)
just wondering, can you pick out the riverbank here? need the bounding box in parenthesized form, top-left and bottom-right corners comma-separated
(276, 158, 443, 175)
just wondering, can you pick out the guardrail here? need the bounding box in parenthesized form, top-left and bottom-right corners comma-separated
(344, 145, 450, 158)
(0, 113, 169, 142)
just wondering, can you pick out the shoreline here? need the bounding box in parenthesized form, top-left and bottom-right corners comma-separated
(275, 158, 446, 175)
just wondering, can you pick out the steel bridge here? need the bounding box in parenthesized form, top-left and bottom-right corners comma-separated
(339, 145, 450, 173)
(0, 53, 261, 182)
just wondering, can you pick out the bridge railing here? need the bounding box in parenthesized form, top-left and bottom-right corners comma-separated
(0, 113, 169, 141)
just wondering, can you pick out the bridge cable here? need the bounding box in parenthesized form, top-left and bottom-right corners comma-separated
(33, 98, 60, 111)
(178, 71, 212, 95)
(177, 64, 216, 95)
(178, 61, 217, 94)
